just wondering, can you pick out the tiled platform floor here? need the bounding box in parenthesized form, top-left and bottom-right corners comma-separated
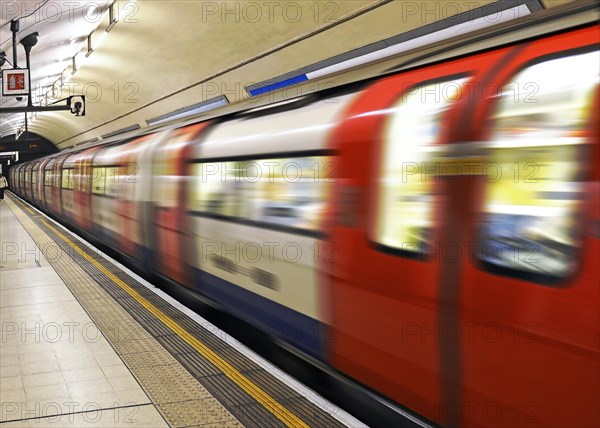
(1, 198, 168, 427)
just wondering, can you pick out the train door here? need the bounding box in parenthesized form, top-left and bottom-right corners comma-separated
(20, 165, 26, 195)
(151, 123, 207, 285)
(31, 161, 41, 204)
(18, 166, 23, 194)
(61, 155, 78, 222)
(51, 155, 68, 215)
(455, 27, 599, 428)
(43, 160, 55, 209)
(14, 166, 20, 194)
(19, 164, 27, 199)
(115, 135, 154, 262)
(8, 169, 14, 191)
(12, 166, 17, 194)
(18, 165, 25, 198)
(24, 164, 33, 201)
(73, 147, 100, 231)
(136, 132, 169, 270)
(90, 145, 126, 247)
(35, 161, 45, 205)
(38, 158, 51, 209)
(327, 49, 513, 427)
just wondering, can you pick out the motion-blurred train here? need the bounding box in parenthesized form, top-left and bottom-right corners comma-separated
(8, 3, 599, 427)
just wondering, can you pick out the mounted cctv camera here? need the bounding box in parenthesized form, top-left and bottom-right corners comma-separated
(69, 95, 85, 116)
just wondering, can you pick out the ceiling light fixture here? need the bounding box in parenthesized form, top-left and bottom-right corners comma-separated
(101, 124, 140, 139)
(86, 34, 93, 57)
(106, 2, 119, 32)
(146, 95, 230, 126)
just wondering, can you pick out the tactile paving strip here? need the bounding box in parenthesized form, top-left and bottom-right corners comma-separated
(158, 398, 243, 428)
(8, 197, 348, 428)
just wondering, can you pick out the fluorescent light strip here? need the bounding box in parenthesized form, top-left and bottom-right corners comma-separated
(146, 95, 229, 126)
(246, 1, 540, 96)
(101, 124, 140, 139)
(308, 4, 531, 80)
(80, 137, 99, 146)
(106, 1, 119, 32)
(248, 74, 309, 97)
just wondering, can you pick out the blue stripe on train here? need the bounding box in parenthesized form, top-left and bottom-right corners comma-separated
(193, 268, 326, 361)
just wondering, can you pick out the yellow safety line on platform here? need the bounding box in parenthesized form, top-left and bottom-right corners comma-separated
(39, 218, 309, 428)
(20, 202, 35, 215)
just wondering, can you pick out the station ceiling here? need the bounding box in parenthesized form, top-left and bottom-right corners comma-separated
(0, 0, 576, 150)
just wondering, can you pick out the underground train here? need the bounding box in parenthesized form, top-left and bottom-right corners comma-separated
(8, 4, 599, 428)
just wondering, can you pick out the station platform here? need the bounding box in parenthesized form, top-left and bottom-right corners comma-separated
(0, 194, 365, 428)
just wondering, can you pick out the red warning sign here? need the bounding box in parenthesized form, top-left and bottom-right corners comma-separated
(2, 69, 29, 96)
(8, 73, 25, 90)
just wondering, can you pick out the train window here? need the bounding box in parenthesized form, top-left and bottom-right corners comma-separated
(45, 170, 53, 186)
(375, 77, 469, 254)
(92, 167, 107, 195)
(479, 50, 599, 282)
(75, 165, 80, 191)
(25, 170, 31, 183)
(192, 156, 332, 232)
(81, 163, 90, 192)
(61, 169, 75, 190)
(105, 167, 120, 197)
(32, 171, 37, 184)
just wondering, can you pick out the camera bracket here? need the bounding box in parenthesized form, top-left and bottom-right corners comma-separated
(0, 95, 85, 116)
